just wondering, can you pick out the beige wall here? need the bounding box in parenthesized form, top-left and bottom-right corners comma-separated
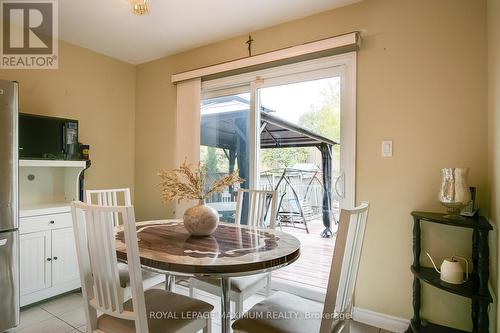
(0, 41, 136, 194)
(0, 1, 491, 329)
(488, 0, 500, 329)
(135, 0, 488, 330)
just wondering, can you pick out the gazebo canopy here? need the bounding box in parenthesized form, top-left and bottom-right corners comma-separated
(200, 95, 339, 237)
(201, 96, 338, 149)
(260, 111, 337, 148)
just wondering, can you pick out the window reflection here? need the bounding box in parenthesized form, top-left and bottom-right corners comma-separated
(200, 94, 250, 223)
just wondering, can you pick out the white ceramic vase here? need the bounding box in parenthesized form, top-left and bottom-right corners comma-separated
(183, 200, 219, 236)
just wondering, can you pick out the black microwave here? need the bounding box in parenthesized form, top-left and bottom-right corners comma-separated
(19, 113, 80, 160)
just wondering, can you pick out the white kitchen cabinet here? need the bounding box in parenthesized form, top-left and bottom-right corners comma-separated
(51, 227, 80, 285)
(19, 231, 51, 295)
(19, 160, 87, 306)
(19, 213, 82, 306)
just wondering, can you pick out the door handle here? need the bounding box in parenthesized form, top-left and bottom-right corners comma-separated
(46, 258, 52, 261)
(53, 257, 58, 260)
(334, 172, 345, 199)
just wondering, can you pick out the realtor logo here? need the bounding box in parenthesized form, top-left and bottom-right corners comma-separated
(1, 0, 58, 69)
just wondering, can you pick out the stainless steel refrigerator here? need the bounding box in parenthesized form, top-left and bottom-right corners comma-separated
(0, 80, 19, 332)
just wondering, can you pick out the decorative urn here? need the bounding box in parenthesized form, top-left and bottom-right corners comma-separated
(183, 200, 219, 236)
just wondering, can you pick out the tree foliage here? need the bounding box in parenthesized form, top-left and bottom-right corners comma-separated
(298, 81, 340, 141)
(201, 146, 230, 173)
(261, 147, 308, 170)
(204, 146, 218, 173)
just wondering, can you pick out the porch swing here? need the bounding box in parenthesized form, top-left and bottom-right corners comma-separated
(261, 168, 324, 234)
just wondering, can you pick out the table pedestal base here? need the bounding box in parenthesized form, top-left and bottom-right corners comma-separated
(221, 277, 231, 333)
(165, 274, 175, 292)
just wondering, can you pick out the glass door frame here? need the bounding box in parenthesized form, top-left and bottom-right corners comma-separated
(201, 52, 357, 300)
(202, 52, 357, 211)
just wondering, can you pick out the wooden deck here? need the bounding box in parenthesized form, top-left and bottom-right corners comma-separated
(272, 218, 336, 292)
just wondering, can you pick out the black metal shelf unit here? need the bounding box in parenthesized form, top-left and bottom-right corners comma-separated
(406, 212, 492, 333)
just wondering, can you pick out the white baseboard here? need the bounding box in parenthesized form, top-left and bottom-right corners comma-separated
(353, 307, 410, 333)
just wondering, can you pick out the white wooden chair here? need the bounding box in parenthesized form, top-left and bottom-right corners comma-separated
(85, 189, 132, 232)
(71, 202, 213, 333)
(189, 189, 278, 315)
(85, 188, 165, 299)
(232, 202, 370, 333)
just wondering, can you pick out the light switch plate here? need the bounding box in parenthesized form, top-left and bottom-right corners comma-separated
(381, 140, 393, 157)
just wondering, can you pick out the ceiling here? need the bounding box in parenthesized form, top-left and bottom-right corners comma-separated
(58, 0, 361, 65)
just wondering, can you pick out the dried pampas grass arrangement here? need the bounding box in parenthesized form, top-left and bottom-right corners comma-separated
(158, 161, 244, 203)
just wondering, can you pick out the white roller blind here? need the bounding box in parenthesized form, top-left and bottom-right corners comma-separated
(172, 32, 359, 83)
(174, 78, 201, 218)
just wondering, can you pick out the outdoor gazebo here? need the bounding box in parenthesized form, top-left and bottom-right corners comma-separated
(201, 96, 339, 237)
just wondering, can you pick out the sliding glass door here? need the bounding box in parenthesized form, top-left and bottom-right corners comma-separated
(258, 75, 341, 231)
(254, 71, 342, 298)
(199, 53, 356, 299)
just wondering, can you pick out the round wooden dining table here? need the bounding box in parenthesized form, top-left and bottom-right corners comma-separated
(115, 220, 301, 333)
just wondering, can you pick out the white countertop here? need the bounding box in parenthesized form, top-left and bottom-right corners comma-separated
(20, 202, 72, 217)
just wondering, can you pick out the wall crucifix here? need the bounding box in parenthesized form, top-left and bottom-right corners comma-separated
(245, 35, 254, 57)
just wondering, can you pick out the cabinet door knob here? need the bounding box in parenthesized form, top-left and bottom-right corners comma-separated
(46, 258, 52, 261)
(49, 221, 55, 224)
(53, 256, 58, 260)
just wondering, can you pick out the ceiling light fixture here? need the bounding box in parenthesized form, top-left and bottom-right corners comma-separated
(129, 0, 149, 15)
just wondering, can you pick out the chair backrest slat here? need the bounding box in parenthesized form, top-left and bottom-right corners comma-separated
(86, 188, 132, 233)
(234, 189, 278, 229)
(94, 211, 107, 309)
(71, 202, 148, 332)
(235, 192, 243, 226)
(320, 202, 369, 333)
(86, 188, 132, 207)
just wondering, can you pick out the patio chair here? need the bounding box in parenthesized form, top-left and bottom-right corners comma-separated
(232, 202, 370, 333)
(71, 202, 213, 333)
(189, 189, 278, 315)
(85, 188, 165, 300)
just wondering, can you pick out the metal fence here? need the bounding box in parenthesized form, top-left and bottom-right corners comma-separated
(205, 170, 340, 222)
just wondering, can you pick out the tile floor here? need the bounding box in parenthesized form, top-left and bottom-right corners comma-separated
(13, 284, 394, 333)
